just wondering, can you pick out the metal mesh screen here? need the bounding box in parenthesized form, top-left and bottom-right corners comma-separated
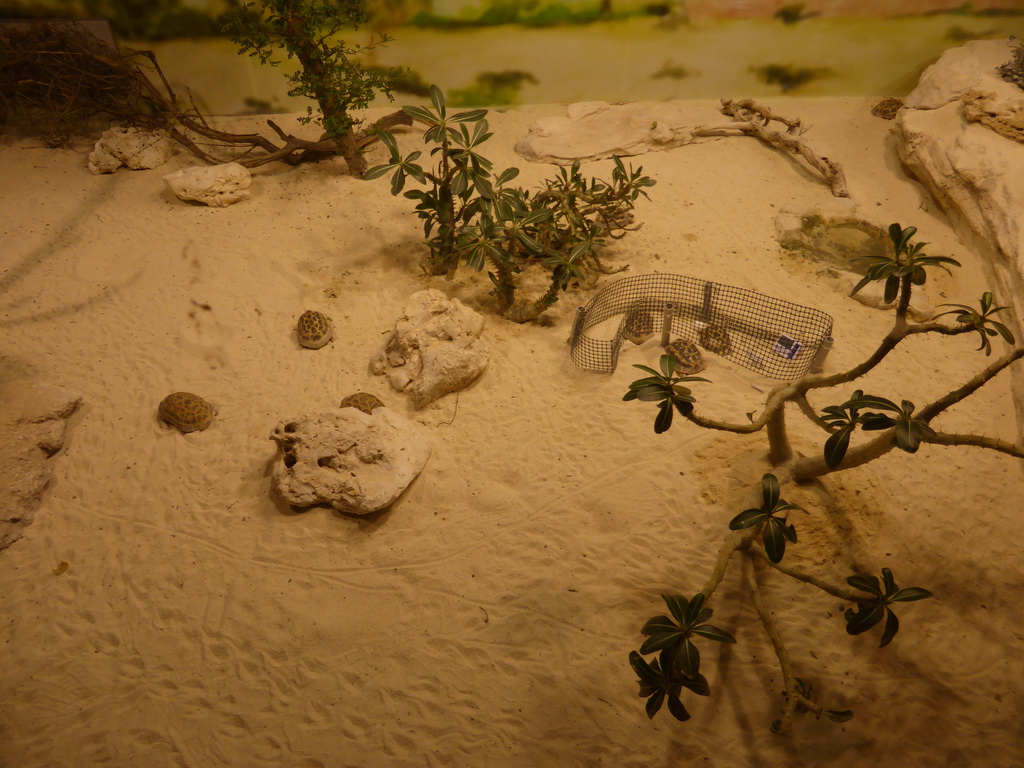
(568, 273, 834, 379)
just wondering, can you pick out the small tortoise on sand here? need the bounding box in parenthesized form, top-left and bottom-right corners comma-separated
(870, 98, 904, 120)
(339, 392, 385, 414)
(664, 338, 706, 375)
(698, 323, 732, 356)
(296, 310, 332, 349)
(158, 391, 214, 433)
(622, 307, 654, 345)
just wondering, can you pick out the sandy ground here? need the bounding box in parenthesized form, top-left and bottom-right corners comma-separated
(1, 98, 1022, 768)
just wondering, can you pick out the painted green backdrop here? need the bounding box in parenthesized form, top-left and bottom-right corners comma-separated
(4, 1, 1024, 112)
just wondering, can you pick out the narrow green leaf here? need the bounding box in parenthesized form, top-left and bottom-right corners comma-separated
(881, 567, 897, 595)
(691, 624, 737, 644)
(763, 518, 787, 563)
(891, 587, 932, 603)
(662, 595, 689, 626)
(846, 575, 882, 595)
(761, 473, 781, 511)
(654, 402, 674, 434)
(666, 693, 691, 722)
(879, 608, 900, 647)
(824, 424, 855, 469)
(680, 638, 701, 675)
(645, 689, 665, 719)
(845, 602, 885, 635)
(639, 632, 683, 655)
(683, 593, 706, 627)
(729, 508, 768, 530)
(362, 163, 394, 181)
(641, 615, 678, 636)
(884, 275, 899, 305)
(825, 710, 854, 723)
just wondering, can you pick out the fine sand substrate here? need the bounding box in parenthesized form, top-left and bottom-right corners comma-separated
(1, 99, 1022, 767)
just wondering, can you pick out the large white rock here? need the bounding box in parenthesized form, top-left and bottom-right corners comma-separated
(163, 162, 251, 207)
(903, 38, 1017, 109)
(0, 380, 82, 551)
(269, 407, 430, 515)
(88, 126, 175, 174)
(370, 289, 490, 409)
(895, 38, 1024, 438)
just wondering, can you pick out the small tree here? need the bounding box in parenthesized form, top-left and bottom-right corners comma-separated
(624, 223, 1023, 732)
(224, 0, 396, 176)
(366, 86, 655, 321)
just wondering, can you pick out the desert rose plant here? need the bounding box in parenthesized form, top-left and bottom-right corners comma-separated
(365, 85, 655, 322)
(624, 223, 1023, 732)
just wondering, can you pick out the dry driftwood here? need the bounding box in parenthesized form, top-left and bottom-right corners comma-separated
(691, 98, 850, 198)
(0, 23, 409, 171)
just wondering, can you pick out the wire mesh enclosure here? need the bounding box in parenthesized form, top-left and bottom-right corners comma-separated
(568, 273, 834, 379)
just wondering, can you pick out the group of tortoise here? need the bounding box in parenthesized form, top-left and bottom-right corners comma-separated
(621, 306, 732, 375)
(157, 310, 383, 434)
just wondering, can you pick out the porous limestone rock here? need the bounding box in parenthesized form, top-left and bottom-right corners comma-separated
(896, 38, 1024, 438)
(163, 162, 251, 207)
(88, 126, 175, 174)
(903, 38, 1017, 109)
(269, 406, 430, 515)
(0, 380, 82, 550)
(370, 289, 489, 409)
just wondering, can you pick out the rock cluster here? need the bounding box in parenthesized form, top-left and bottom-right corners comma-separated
(371, 289, 490, 409)
(88, 126, 175, 174)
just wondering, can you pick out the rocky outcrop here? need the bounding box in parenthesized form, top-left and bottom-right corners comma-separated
(896, 38, 1024, 437)
(370, 290, 490, 409)
(163, 162, 252, 207)
(0, 380, 82, 551)
(269, 406, 430, 515)
(88, 126, 175, 174)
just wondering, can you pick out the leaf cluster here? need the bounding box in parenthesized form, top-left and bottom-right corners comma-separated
(728, 473, 803, 562)
(821, 391, 936, 468)
(630, 593, 736, 720)
(934, 291, 1016, 355)
(845, 568, 932, 647)
(850, 223, 961, 304)
(622, 355, 709, 434)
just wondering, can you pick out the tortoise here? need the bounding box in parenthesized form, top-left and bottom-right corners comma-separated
(698, 322, 732, 356)
(339, 392, 385, 414)
(158, 391, 214, 433)
(664, 338, 706, 375)
(296, 310, 332, 349)
(870, 97, 903, 120)
(622, 307, 654, 345)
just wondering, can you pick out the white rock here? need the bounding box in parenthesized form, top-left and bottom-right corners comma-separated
(269, 407, 430, 515)
(370, 289, 490, 409)
(903, 38, 1017, 109)
(163, 162, 251, 207)
(88, 126, 175, 174)
(896, 39, 1024, 437)
(0, 381, 82, 551)
(514, 101, 703, 163)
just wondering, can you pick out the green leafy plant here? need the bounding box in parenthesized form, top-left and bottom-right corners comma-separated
(727, 473, 801, 563)
(845, 568, 933, 647)
(224, 0, 398, 176)
(624, 223, 1022, 733)
(365, 85, 655, 321)
(622, 354, 708, 433)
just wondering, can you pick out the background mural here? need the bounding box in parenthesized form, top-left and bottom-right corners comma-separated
(2, 0, 1024, 112)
